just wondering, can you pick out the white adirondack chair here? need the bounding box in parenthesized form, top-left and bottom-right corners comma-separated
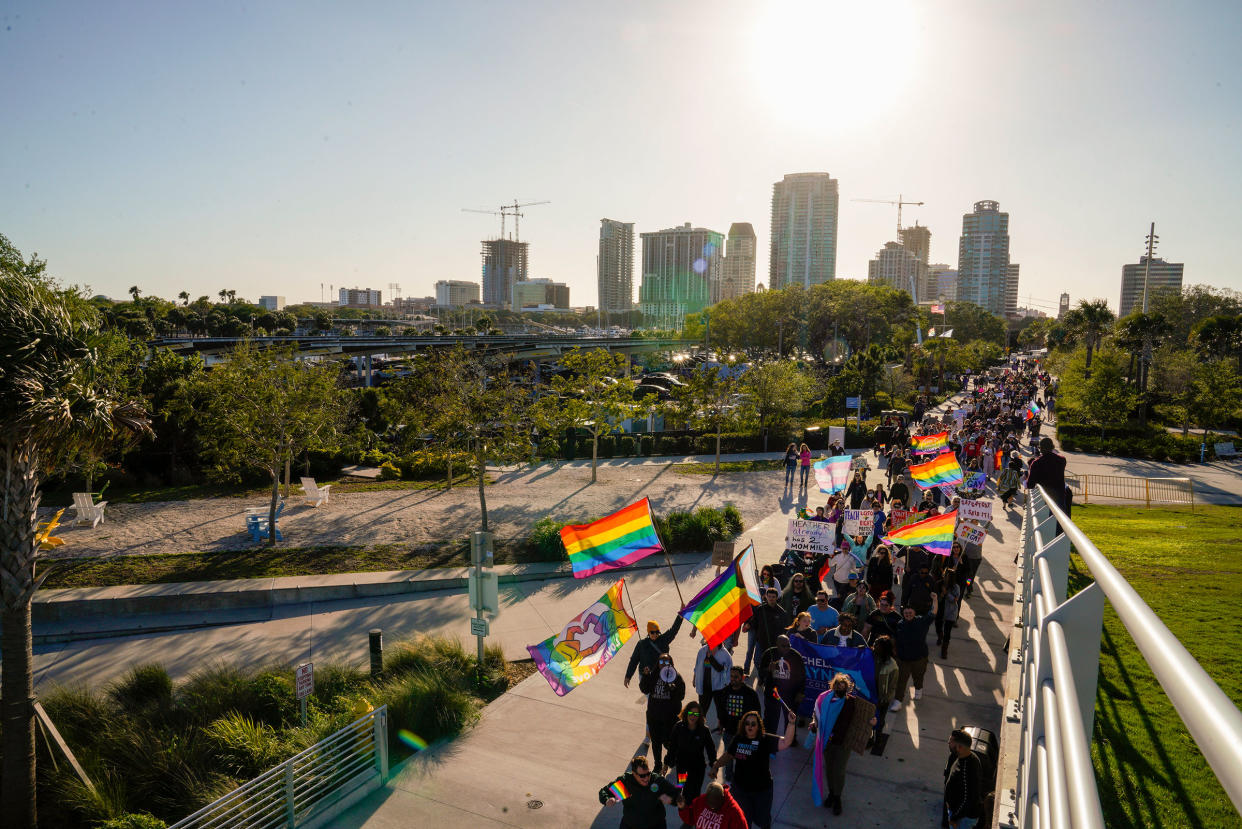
(71, 492, 107, 528)
(300, 477, 331, 507)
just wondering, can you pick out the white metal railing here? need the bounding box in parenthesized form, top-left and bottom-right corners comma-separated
(170, 706, 388, 829)
(1063, 472, 1194, 507)
(999, 487, 1242, 827)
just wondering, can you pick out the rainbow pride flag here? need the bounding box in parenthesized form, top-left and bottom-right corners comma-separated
(527, 580, 637, 695)
(560, 498, 663, 579)
(679, 544, 761, 650)
(910, 431, 949, 454)
(1024, 402, 1041, 421)
(907, 452, 964, 490)
(884, 510, 957, 555)
(813, 455, 852, 493)
(677, 771, 688, 787)
(607, 780, 631, 801)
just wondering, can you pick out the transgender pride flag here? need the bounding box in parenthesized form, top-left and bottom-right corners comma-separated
(813, 455, 852, 494)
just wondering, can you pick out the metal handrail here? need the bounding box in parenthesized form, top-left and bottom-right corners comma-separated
(1005, 487, 1242, 827)
(1037, 487, 1242, 812)
(170, 706, 388, 829)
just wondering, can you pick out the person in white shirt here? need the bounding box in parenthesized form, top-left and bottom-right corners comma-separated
(692, 641, 733, 722)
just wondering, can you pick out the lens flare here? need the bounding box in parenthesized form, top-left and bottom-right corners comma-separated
(397, 729, 428, 751)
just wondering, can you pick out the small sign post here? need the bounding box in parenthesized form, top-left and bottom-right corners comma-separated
(295, 662, 313, 725)
(469, 531, 495, 687)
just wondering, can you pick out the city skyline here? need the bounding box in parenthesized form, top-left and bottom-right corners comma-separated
(3, 1, 1241, 316)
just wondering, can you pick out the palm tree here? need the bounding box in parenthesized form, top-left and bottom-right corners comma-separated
(218, 288, 228, 303)
(178, 290, 190, 306)
(128, 285, 141, 301)
(1064, 299, 1115, 378)
(0, 262, 151, 827)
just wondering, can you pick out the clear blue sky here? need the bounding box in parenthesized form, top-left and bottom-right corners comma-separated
(3, 0, 1240, 314)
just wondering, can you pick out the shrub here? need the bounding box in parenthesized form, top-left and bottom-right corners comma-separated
(357, 448, 393, 467)
(527, 515, 568, 561)
(396, 449, 473, 479)
(203, 713, 291, 778)
(376, 670, 479, 745)
(109, 664, 173, 715)
(378, 460, 401, 481)
(656, 506, 739, 553)
(722, 504, 744, 535)
(99, 814, 167, 829)
(384, 634, 474, 686)
(175, 664, 258, 725)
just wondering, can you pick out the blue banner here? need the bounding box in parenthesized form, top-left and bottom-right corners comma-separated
(789, 637, 877, 718)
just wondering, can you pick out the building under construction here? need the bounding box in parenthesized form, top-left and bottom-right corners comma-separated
(481, 238, 529, 309)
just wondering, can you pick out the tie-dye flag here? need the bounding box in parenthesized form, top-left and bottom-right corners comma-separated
(910, 431, 948, 454)
(527, 580, 637, 696)
(1024, 402, 1042, 421)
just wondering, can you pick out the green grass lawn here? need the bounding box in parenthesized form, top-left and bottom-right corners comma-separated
(1069, 504, 1242, 829)
(673, 459, 785, 474)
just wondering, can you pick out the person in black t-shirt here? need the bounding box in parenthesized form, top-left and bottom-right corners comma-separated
(864, 591, 902, 644)
(709, 710, 796, 829)
(715, 667, 761, 737)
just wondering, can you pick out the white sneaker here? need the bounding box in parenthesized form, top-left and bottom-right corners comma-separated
(912, 689, 922, 700)
(888, 699, 901, 712)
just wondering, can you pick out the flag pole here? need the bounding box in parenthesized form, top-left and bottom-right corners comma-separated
(648, 503, 687, 608)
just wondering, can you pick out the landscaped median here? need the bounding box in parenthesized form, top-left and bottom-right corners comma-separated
(35, 634, 531, 829)
(1067, 504, 1242, 829)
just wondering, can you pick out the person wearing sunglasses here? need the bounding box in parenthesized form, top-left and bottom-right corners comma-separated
(709, 710, 797, 829)
(598, 754, 683, 828)
(665, 701, 717, 799)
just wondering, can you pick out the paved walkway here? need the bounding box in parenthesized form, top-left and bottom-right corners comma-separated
(334, 484, 1018, 829)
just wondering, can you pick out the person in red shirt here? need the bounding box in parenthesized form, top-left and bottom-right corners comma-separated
(678, 782, 749, 829)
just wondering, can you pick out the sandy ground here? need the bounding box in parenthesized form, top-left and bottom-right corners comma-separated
(44, 461, 798, 559)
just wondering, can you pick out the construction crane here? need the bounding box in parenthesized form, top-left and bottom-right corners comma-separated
(852, 194, 924, 237)
(461, 199, 551, 242)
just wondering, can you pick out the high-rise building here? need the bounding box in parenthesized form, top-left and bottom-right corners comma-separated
(339, 287, 382, 308)
(512, 278, 570, 310)
(769, 172, 839, 289)
(481, 239, 528, 309)
(899, 223, 931, 265)
(435, 280, 481, 308)
(718, 222, 757, 302)
(1119, 256, 1184, 317)
(258, 296, 286, 311)
(927, 265, 957, 302)
(956, 200, 1012, 316)
(867, 242, 926, 301)
(1058, 292, 1071, 319)
(638, 222, 723, 329)
(597, 219, 634, 315)
(1004, 263, 1020, 317)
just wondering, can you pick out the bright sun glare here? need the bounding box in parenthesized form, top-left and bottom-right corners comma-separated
(750, 0, 916, 132)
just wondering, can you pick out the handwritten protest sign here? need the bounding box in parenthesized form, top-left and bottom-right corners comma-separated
(956, 523, 987, 545)
(889, 508, 924, 530)
(959, 498, 992, 524)
(842, 509, 875, 537)
(786, 519, 835, 555)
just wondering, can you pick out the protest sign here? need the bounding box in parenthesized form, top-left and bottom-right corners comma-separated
(955, 522, 986, 545)
(789, 637, 877, 718)
(786, 519, 836, 556)
(889, 508, 924, 529)
(959, 498, 992, 524)
(842, 510, 875, 537)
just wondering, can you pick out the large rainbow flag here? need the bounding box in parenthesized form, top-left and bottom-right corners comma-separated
(679, 544, 761, 649)
(884, 509, 957, 555)
(907, 452, 964, 490)
(1024, 402, 1042, 421)
(527, 579, 637, 696)
(560, 498, 663, 579)
(813, 455, 852, 493)
(910, 431, 949, 454)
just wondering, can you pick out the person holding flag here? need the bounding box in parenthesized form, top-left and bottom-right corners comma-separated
(640, 653, 686, 771)
(598, 755, 683, 828)
(624, 615, 685, 688)
(665, 701, 717, 800)
(809, 673, 877, 815)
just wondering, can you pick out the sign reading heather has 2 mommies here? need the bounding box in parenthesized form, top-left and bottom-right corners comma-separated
(786, 519, 836, 555)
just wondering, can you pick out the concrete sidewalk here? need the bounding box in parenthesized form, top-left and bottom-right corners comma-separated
(337, 483, 1017, 828)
